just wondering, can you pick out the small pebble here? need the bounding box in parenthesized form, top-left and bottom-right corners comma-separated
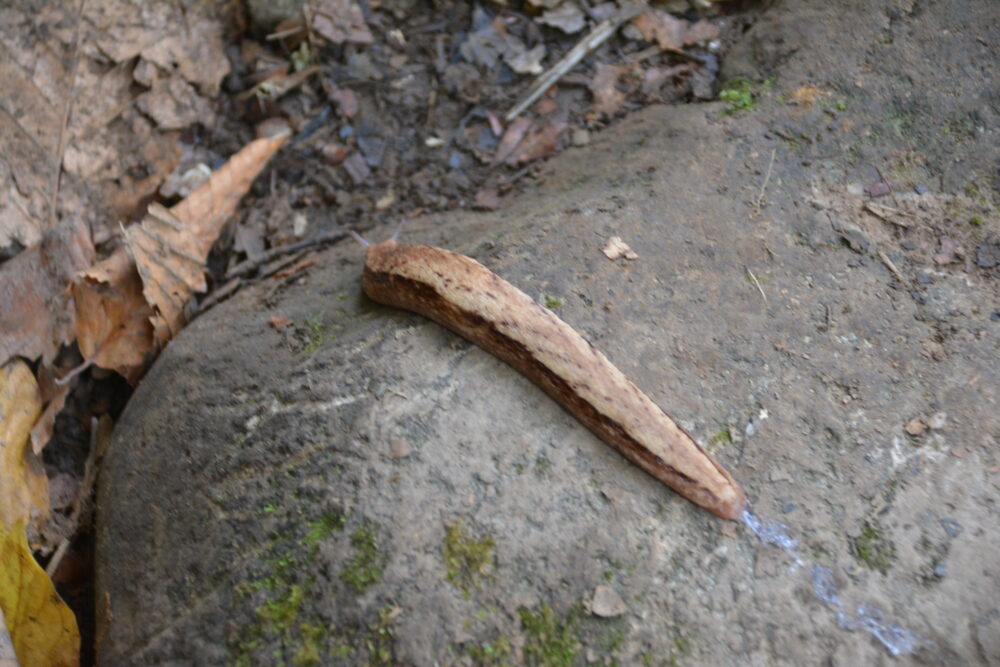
(782, 502, 796, 514)
(940, 518, 962, 538)
(915, 184, 928, 195)
(590, 585, 627, 618)
(917, 274, 933, 285)
(927, 412, 947, 429)
(991, 312, 1000, 322)
(933, 562, 947, 578)
(390, 437, 413, 459)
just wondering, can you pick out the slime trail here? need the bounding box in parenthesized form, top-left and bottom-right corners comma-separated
(741, 510, 919, 657)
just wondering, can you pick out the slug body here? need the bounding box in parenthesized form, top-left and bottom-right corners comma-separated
(362, 240, 747, 520)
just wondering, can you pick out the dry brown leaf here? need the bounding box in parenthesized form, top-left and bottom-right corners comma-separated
(493, 117, 533, 165)
(0, 360, 49, 538)
(126, 128, 290, 344)
(125, 204, 205, 344)
(0, 521, 79, 667)
(632, 10, 687, 51)
(89, 2, 229, 93)
(135, 77, 216, 130)
(172, 128, 291, 258)
(505, 122, 567, 165)
(311, 0, 374, 45)
(72, 248, 155, 384)
(631, 11, 716, 52)
(590, 64, 627, 118)
(0, 218, 94, 366)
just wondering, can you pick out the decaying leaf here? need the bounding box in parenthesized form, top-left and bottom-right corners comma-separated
(590, 64, 627, 118)
(0, 360, 49, 538)
(124, 204, 206, 344)
(72, 248, 155, 384)
(310, 0, 374, 45)
(0, 219, 94, 367)
(602, 236, 639, 260)
(0, 521, 79, 667)
(538, 3, 586, 34)
(631, 10, 719, 52)
(505, 122, 567, 165)
(493, 117, 533, 165)
(135, 77, 216, 130)
(126, 127, 291, 344)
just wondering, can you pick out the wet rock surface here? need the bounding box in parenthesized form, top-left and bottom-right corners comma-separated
(96, 1, 1000, 664)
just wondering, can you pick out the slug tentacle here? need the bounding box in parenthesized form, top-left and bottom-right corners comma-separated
(361, 239, 747, 520)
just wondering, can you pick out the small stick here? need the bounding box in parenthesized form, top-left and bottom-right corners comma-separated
(877, 249, 906, 283)
(751, 148, 776, 218)
(745, 266, 767, 303)
(224, 231, 348, 280)
(48, 0, 86, 228)
(505, 2, 645, 121)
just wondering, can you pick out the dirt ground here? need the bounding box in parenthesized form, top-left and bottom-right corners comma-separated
(94, 0, 999, 665)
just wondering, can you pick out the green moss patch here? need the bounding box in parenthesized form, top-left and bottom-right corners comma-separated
(442, 521, 495, 596)
(466, 637, 512, 666)
(519, 603, 580, 667)
(850, 522, 896, 574)
(719, 78, 756, 114)
(341, 523, 383, 593)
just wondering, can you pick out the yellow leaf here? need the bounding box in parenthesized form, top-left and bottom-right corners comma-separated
(0, 522, 79, 666)
(0, 360, 49, 536)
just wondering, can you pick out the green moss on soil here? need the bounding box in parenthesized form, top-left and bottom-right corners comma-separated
(341, 523, 382, 593)
(708, 427, 732, 452)
(519, 603, 580, 667)
(544, 295, 564, 309)
(719, 78, 756, 114)
(466, 637, 512, 666)
(302, 512, 346, 552)
(851, 522, 896, 574)
(442, 521, 495, 596)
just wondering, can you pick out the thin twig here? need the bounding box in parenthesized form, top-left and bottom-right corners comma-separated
(745, 266, 767, 303)
(49, 0, 86, 228)
(224, 231, 349, 281)
(752, 148, 776, 218)
(877, 249, 907, 283)
(505, 1, 645, 121)
(54, 357, 92, 386)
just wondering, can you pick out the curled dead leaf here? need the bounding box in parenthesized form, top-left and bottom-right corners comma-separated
(125, 129, 290, 344)
(72, 248, 155, 384)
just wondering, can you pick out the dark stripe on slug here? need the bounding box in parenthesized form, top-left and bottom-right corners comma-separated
(363, 266, 708, 495)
